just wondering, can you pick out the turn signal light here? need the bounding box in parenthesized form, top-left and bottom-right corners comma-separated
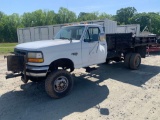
(28, 58, 44, 63)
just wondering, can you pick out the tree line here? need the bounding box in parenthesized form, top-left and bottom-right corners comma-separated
(0, 7, 160, 42)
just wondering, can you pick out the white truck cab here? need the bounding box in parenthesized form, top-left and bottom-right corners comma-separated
(6, 24, 107, 98)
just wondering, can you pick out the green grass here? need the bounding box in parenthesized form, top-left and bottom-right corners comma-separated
(0, 43, 17, 47)
(0, 43, 18, 54)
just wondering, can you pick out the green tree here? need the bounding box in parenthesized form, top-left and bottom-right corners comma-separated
(78, 12, 98, 21)
(56, 7, 77, 24)
(2, 13, 20, 42)
(31, 10, 46, 26)
(21, 12, 34, 27)
(21, 10, 57, 27)
(78, 12, 113, 22)
(130, 12, 160, 34)
(98, 12, 113, 20)
(115, 7, 137, 24)
(148, 12, 160, 34)
(0, 11, 5, 42)
(130, 13, 150, 31)
(44, 10, 56, 25)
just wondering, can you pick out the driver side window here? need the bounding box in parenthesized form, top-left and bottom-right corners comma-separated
(84, 27, 100, 42)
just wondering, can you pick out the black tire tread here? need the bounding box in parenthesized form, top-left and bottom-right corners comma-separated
(124, 53, 132, 68)
(45, 70, 73, 99)
(130, 53, 141, 70)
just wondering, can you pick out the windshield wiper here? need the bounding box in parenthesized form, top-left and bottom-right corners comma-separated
(60, 37, 69, 40)
(60, 37, 72, 42)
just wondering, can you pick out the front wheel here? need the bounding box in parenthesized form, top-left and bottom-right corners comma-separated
(45, 70, 74, 99)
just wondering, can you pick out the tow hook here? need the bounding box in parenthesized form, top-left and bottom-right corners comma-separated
(6, 73, 22, 79)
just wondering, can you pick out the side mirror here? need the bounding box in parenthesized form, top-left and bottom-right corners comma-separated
(99, 33, 106, 41)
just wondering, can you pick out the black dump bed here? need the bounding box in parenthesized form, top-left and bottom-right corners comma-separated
(106, 33, 157, 51)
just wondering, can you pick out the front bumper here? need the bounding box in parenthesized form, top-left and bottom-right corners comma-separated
(26, 65, 49, 77)
(6, 55, 49, 78)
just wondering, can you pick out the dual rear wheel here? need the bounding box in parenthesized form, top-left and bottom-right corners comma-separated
(124, 53, 141, 70)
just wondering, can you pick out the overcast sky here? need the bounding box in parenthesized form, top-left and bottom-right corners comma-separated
(0, 0, 159, 15)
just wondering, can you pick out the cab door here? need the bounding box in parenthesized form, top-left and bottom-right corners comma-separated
(82, 27, 101, 66)
(82, 26, 107, 67)
(97, 33, 107, 63)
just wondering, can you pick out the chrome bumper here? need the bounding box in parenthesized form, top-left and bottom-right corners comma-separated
(26, 65, 49, 77)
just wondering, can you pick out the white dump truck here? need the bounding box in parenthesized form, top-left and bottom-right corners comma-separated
(6, 24, 157, 98)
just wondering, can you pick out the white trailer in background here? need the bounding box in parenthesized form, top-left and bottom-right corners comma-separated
(17, 18, 117, 43)
(17, 18, 141, 43)
(117, 24, 140, 36)
(17, 25, 63, 43)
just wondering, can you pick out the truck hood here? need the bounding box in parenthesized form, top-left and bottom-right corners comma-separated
(16, 39, 79, 50)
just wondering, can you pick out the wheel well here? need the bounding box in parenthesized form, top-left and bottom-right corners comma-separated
(49, 58, 74, 72)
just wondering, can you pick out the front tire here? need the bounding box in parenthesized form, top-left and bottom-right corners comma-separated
(45, 70, 74, 99)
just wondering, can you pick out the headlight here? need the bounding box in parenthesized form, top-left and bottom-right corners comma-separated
(28, 52, 44, 63)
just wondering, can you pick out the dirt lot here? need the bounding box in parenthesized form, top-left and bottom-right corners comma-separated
(0, 53, 160, 120)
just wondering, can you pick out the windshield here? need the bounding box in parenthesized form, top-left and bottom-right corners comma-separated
(54, 26, 85, 40)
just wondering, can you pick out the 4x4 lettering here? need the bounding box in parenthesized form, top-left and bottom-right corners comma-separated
(71, 52, 78, 56)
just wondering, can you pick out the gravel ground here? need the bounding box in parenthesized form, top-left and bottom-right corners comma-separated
(0, 53, 160, 120)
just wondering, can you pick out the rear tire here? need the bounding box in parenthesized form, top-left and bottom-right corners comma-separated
(124, 53, 132, 68)
(130, 53, 141, 70)
(45, 70, 73, 99)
